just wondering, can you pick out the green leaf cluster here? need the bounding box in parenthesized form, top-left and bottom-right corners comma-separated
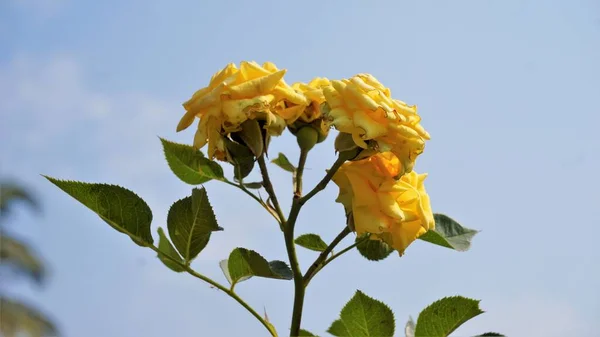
(318, 293, 501, 337)
(44, 137, 502, 337)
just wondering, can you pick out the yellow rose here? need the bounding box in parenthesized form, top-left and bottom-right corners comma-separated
(322, 74, 430, 175)
(332, 152, 434, 255)
(278, 77, 331, 124)
(177, 61, 308, 160)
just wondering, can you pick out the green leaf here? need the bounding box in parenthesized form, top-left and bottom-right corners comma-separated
(236, 119, 264, 157)
(294, 234, 328, 252)
(327, 320, 350, 336)
(334, 132, 359, 153)
(327, 290, 395, 337)
(224, 137, 255, 180)
(242, 181, 263, 189)
(271, 152, 296, 172)
(218, 259, 235, 285)
(414, 296, 484, 337)
(419, 214, 479, 251)
(356, 234, 394, 261)
(44, 177, 153, 246)
(156, 227, 185, 272)
(224, 248, 292, 288)
(167, 188, 221, 263)
(160, 137, 224, 185)
(298, 328, 319, 336)
(474, 333, 504, 337)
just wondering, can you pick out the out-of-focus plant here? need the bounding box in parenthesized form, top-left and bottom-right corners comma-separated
(0, 181, 58, 337)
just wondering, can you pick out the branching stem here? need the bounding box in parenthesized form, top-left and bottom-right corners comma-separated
(148, 245, 277, 337)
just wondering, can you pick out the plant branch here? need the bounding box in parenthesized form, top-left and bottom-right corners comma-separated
(306, 236, 368, 285)
(285, 199, 304, 336)
(257, 155, 287, 225)
(303, 226, 351, 287)
(148, 245, 277, 336)
(221, 179, 263, 205)
(255, 151, 304, 335)
(294, 149, 308, 197)
(298, 154, 347, 206)
(221, 179, 282, 224)
(286, 154, 351, 335)
(285, 147, 312, 336)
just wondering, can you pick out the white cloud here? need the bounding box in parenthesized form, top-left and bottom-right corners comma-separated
(0, 53, 173, 182)
(2, 54, 95, 148)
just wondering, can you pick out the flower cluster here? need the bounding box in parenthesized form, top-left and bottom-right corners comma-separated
(323, 74, 433, 255)
(178, 61, 433, 254)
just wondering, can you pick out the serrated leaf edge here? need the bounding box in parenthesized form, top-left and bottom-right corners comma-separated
(43, 176, 154, 245)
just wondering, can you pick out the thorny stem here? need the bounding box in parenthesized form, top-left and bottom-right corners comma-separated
(148, 245, 277, 337)
(303, 226, 351, 287)
(257, 155, 287, 225)
(257, 151, 349, 336)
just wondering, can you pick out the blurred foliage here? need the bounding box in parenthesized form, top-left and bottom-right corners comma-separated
(0, 298, 57, 337)
(1, 181, 58, 337)
(0, 234, 45, 284)
(0, 182, 39, 215)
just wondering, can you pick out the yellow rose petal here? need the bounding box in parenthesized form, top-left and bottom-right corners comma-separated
(193, 118, 209, 150)
(222, 96, 272, 125)
(278, 105, 305, 121)
(345, 170, 378, 207)
(414, 123, 431, 140)
(209, 63, 238, 86)
(353, 206, 390, 234)
(262, 61, 279, 72)
(377, 193, 405, 220)
(272, 86, 309, 105)
(351, 131, 369, 149)
(240, 61, 273, 80)
(345, 83, 381, 112)
(177, 110, 198, 132)
(228, 70, 286, 99)
(186, 82, 226, 112)
(353, 109, 388, 139)
(388, 220, 428, 254)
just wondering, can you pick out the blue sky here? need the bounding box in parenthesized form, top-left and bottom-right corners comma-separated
(1, 0, 599, 336)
